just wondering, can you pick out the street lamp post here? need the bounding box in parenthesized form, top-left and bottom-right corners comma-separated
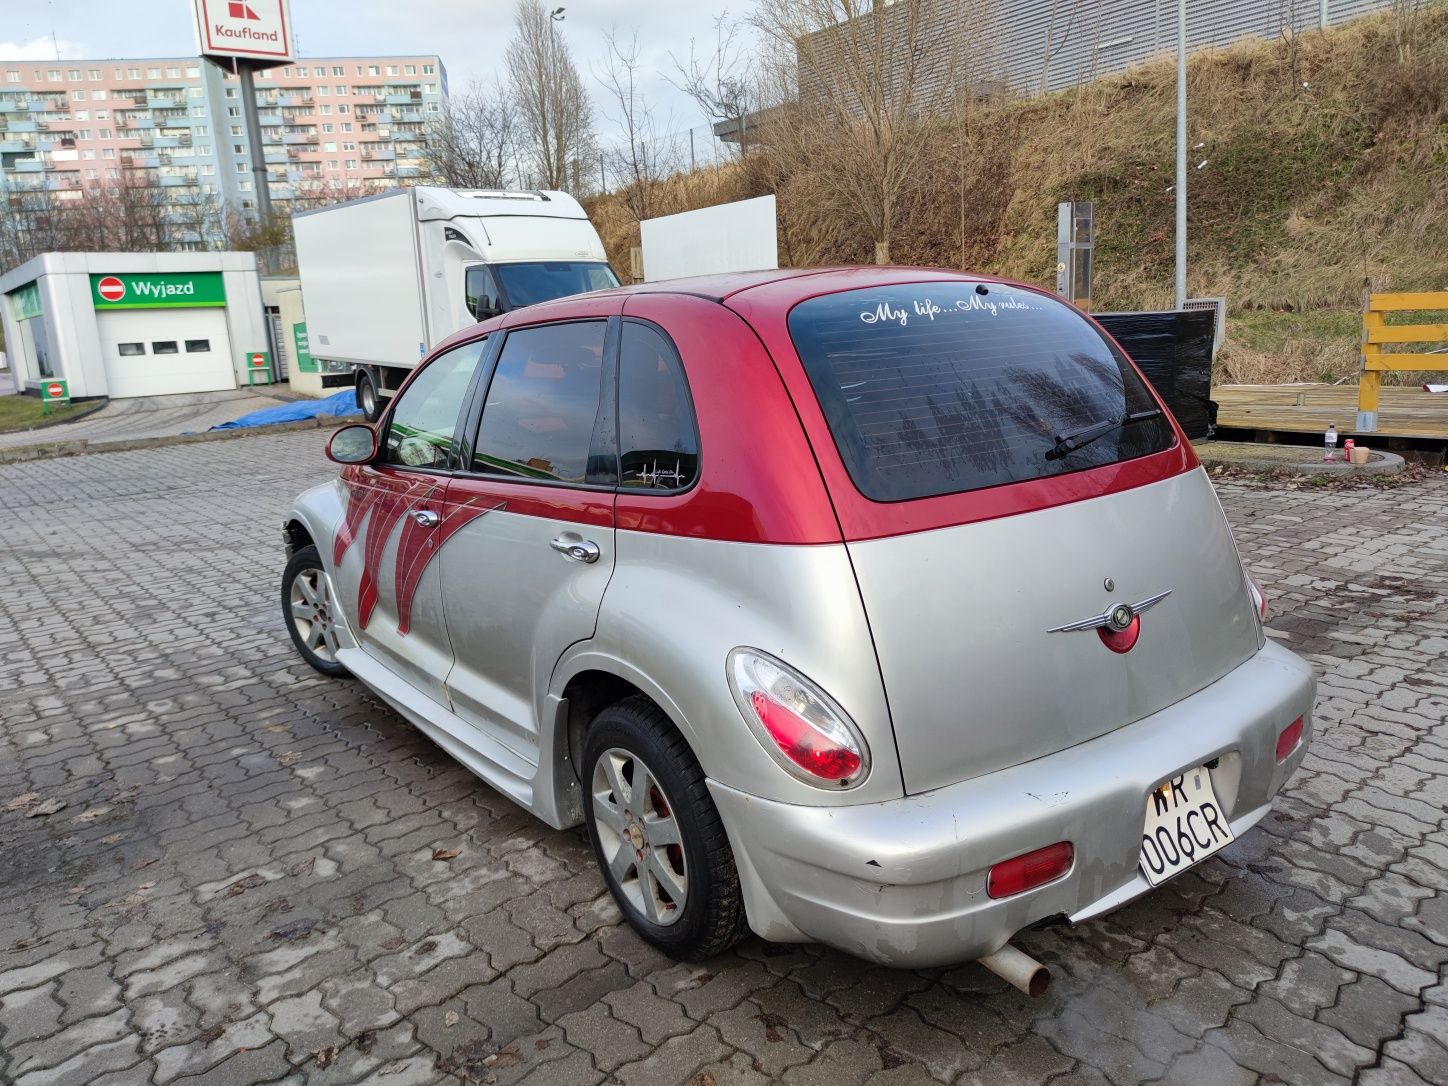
(1174, 0, 1187, 310)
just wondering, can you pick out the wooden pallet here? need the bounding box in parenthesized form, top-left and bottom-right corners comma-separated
(1213, 384, 1448, 441)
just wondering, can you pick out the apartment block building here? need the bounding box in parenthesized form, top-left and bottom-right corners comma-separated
(0, 54, 447, 253)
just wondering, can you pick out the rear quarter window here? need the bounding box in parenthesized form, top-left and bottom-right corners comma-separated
(787, 283, 1174, 502)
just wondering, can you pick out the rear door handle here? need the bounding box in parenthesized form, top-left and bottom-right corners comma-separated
(410, 509, 440, 528)
(550, 536, 600, 563)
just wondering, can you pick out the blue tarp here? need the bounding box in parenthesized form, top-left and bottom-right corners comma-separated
(211, 389, 362, 430)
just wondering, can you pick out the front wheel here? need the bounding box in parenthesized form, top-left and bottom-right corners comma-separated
(583, 696, 748, 961)
(282, 545, 348, 678)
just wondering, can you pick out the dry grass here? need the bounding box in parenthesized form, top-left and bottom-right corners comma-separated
(585, 4, 1448, 384)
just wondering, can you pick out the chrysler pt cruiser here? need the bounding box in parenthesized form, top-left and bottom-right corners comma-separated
(280, 268, 1315, 983)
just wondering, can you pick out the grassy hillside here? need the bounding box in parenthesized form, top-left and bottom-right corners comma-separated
(587, 3, 1448, 384)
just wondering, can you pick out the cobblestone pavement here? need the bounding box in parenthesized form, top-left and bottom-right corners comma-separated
(1, 431, 1445, 1086)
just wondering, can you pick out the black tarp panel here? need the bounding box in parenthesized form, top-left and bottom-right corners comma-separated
(1094, 309, 1216, 440)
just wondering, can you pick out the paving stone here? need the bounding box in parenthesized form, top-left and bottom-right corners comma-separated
(4, 430, 1448, 1086)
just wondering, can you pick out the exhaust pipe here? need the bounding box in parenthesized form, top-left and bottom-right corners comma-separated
(978, 944, 1051, 998)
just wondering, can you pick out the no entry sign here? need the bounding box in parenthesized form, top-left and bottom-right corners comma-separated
(248, 352, 268, 368)
(96, 276, 126, 303)
(44, 381, 68, 400)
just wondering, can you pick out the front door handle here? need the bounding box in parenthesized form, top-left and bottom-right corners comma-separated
(410, 508, 440, 528)
(550, 536, 600, 563)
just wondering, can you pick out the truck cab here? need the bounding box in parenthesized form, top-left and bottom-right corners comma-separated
(293, 187, 619, 419)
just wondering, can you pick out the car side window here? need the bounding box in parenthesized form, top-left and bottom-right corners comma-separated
(464, 265, 503, 321)
(618, 322, 699, 491)
(472, 321, 607, 484)
(381, 338, 486, 470)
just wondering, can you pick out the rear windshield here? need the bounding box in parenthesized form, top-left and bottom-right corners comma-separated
(787, 282, 1174, 502)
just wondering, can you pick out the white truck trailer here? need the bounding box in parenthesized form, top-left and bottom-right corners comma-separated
(293, 187, 617, 418)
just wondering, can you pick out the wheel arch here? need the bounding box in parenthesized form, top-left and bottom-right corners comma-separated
(542, 651, 706, 827)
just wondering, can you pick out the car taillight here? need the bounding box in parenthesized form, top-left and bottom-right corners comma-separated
(1247, 576, 1269, 621)
(1276, 716, 1304, 762)
(728, 649, 869, 787)
(988, 842, 1074, 899)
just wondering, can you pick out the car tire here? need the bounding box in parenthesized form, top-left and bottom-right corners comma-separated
(282, 545, 349, 678)
(357, 369, 382, 422)
(583, 696, 748, 961)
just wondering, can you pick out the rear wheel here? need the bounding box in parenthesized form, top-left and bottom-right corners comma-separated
(356, 369, 382, 422)
(582, 696, 747, 960)
(282, 545, 348, 678)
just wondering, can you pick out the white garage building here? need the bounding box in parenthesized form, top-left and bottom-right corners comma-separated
(0, 252, 269, 400)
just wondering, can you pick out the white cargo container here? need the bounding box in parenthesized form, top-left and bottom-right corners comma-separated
(640, 195, 778, 283)
(293, 187, 617, 417)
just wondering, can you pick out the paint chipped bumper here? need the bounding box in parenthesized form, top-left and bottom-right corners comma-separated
(709, 639, 1315, 968)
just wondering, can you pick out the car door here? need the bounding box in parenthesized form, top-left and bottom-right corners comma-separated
(437, 318, 616, 765)
(330, 336, 488, 703)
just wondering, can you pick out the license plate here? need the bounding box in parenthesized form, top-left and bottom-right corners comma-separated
(1138, 766, 1234, 886)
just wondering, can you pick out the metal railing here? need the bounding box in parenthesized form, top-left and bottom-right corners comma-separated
(1357, 291, 1448, 432)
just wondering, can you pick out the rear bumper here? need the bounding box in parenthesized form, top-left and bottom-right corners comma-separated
(709, 638, 1315, 968)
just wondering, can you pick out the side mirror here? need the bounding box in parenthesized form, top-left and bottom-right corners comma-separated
(326, 424, 377, 464)
(474, 296, 501, 322)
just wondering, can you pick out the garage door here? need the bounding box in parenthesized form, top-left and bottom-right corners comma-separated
(99, 309, 237, 398)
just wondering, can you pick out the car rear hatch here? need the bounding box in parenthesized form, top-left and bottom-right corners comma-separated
(782, 280, 1262, 795)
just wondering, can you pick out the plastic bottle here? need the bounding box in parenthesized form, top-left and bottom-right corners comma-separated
(1324, 424, 1338, 461)
(1343, 438, 1355, 464)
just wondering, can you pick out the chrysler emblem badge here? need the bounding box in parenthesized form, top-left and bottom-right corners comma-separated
(1046, 589, 1173, 635)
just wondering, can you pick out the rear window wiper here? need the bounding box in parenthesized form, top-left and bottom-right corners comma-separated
(1045, 408, 1164, 461)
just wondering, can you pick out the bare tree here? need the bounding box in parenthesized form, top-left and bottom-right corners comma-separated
(670, 12, 760, 158)
(507, 0, 595, 190)
(596, 28, 682, 221)
(755, 0, 957, 264)
(421, 79, 520, 188)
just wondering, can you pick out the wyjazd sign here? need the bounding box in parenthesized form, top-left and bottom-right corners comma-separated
(90, 273, 227, 310)
(192, 0, 294, 63)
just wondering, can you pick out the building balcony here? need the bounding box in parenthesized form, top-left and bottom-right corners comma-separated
(395, 165, 422, 178)
(0, 139, 37, 153)
(10, 158, 44, 172)
(6, 119, 38, 134)
(362, 148, 395, 161)
(282, 132, 318, 145)
(146, 95, 180, 109)
(159, 173, 196, 186)
(0, 101, 28, 113)
(258, 113, 283, 126)
(278, 94, 312, 107)
(265, 150, 289, 164)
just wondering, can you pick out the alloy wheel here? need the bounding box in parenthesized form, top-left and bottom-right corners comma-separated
(289, 567, 339, 664)
(590, 747, 689, 925)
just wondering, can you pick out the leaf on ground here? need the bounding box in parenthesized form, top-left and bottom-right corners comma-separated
(111, 785, 143, 803)
(268, 916, 320, 942)
(223, 873, 267, 897)
(444, 1011, 459, 1028)
(276, 751, 304, 766)
(688, 1073, 718, 1086)
(199, 1024, 225, 1046)
(431, 847, 461, 862)
(74, 806, 111, 823)
(133, 856, 158, 870)
(485, 1045, 521, 1069)
(24, 797, 66, 818)
(4, 792, 41, 812)
(287, 857, 315, 878)
(315, 1045, 340, 1068)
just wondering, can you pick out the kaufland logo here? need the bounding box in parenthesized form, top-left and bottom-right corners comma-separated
(228, 0, 259, 16)
(215, 0, 281, 42)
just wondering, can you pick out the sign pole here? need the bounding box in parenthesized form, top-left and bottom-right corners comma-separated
(238, 62, 274, 225)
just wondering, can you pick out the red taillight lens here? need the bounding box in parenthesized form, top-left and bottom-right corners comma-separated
(750, 691, 862, 781)
(987, 842, 1074, 899)
(729, 649, 869, 787)
(1276, 716, 1304, 762)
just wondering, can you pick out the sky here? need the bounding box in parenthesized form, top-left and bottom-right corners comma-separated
(0, 0, 753, 149)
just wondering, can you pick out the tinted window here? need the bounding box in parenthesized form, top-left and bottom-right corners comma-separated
(788, 283, 1174, 502)
(618, 322, 698, 491)
(493, 262, 620, 308)
(185, 339, 210, 352)
(473, 321, 606, 483)
(117, 342, 144, 356)
(151, 340, 178, 355)
(382, 338, 485, 470)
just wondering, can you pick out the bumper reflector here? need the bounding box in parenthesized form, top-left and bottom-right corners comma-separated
(1275, 716, 1304, 762)
(988, 841, 1074, 899)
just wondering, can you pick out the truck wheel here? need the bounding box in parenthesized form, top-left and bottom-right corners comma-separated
(583, 696, 748, 961)
(356, 369, 382, 421)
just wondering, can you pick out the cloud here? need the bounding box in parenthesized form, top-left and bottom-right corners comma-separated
(0, 37, 89, 62)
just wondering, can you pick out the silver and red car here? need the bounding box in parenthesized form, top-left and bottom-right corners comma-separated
(281, 268, 1314, 985)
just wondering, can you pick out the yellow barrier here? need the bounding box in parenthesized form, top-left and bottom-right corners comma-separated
(1358, 291, 1448, 432)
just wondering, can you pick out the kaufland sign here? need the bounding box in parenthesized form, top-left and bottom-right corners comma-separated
(193, 0, 294, 63)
